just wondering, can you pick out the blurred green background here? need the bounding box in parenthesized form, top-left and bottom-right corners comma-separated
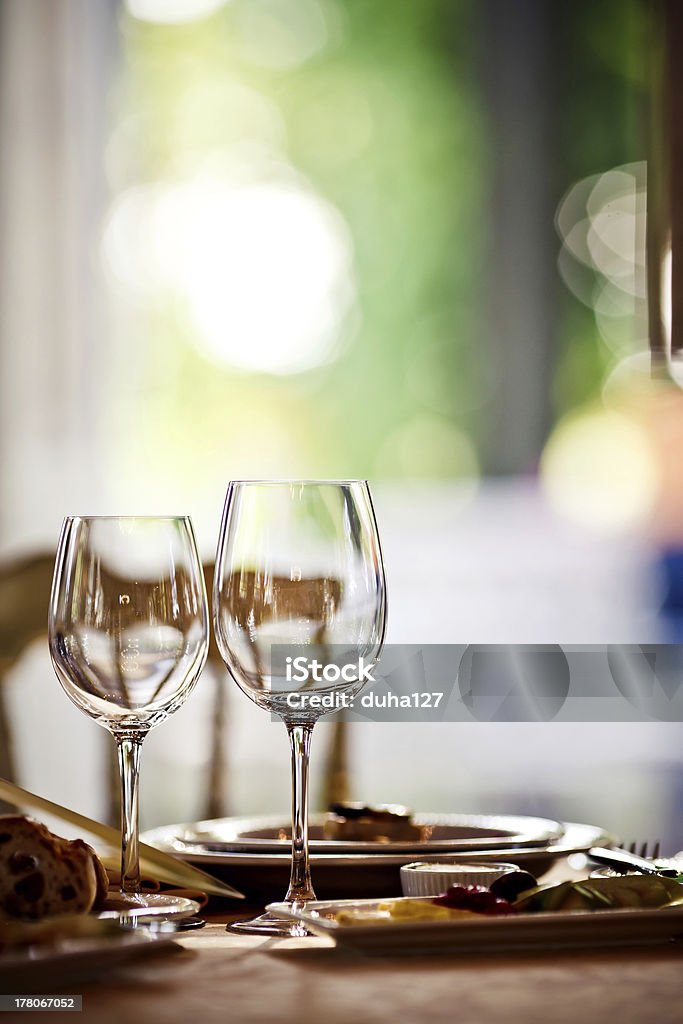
(102, 0, 648, 507)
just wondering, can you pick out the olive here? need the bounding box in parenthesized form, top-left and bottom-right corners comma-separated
(490, 870, 538, 903)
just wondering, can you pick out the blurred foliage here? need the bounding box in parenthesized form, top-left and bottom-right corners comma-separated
(552, 0, 648, 417)
(107, 0, 646, 492)
(108, 0, 483, 490)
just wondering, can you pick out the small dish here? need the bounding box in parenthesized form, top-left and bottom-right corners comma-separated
(400, 860, 519, 897)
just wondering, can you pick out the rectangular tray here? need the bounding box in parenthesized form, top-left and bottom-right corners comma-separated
(267, 897, 683, 955)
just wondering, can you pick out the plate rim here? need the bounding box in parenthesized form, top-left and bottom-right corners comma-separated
(0, 925, 176, 973)
(176, 811, 564, 854)
(140, 819, 612, 868)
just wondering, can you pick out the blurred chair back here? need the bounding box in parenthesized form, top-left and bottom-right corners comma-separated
(0, 553, 54, 786)
(0, 556, 348, 820)
(0, 554, 229, 821)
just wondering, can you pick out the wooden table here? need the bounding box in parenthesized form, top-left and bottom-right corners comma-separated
(6, 913, 683, 1024)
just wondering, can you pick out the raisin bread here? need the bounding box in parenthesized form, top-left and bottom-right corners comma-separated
(0, 816, 109, 920)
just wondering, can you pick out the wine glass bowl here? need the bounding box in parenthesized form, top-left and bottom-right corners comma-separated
(49, 516, 209, 912)
(214, 481, 386, 719)
(213, 480, 387, 934)
(51, 519, 207, 729)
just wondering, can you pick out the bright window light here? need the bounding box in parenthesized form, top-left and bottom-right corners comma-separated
(102, 176, 356, 375)
(126, 0, 228, 24)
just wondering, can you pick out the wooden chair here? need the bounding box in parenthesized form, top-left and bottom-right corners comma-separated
(0, 555, 349, 821)
(0, 553, 55, 788)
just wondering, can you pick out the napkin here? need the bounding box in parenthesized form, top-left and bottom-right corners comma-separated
(0, 778, 244, 900)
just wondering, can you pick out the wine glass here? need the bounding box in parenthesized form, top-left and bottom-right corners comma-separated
(49, 516, 209, 915)
(213, 480, 387, 935)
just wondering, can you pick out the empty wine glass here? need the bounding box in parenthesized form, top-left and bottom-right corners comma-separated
(213, 480, 387, 935)
(49, 516, 209, 915)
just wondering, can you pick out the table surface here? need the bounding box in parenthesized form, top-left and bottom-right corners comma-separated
(5, 905, 683, 1024)
(83, 925, 683, 1024)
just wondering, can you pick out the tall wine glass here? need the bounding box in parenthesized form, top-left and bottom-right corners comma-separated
(213, 480, 387, 935)
(49, 516, 209, 915)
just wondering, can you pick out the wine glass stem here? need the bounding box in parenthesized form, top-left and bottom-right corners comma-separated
(285, 723, 316, 904)
(115, 732, 144, 897)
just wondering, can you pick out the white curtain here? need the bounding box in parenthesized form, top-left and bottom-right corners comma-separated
(0, 0, 118, 554)
(0, 0, 120, 821)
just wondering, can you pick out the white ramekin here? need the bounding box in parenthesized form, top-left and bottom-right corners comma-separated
(400, 860, 520, 898)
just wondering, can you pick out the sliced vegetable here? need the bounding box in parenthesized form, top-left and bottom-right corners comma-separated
(514, 875, 683, 913)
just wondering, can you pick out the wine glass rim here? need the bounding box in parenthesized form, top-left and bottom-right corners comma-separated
(228, 479, 369, 486)
(62, 514, 194, 521)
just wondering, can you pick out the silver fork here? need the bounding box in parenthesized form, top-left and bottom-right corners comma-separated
(626, 840, 661, 861)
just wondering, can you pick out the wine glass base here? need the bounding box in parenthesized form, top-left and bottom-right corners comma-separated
(100, 891, 200, 925)
(227, 911, 312, 937)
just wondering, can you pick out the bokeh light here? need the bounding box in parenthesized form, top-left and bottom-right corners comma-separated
(374, 415, 479, 483)
(555, 162, 647, 359)
(541, 405, 657, 534)
(126, 0, 228, 24)
(232, 0, 334, 69)
(102, 176, 356, 374)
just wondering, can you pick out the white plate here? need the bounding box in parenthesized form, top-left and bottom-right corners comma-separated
(145, 812, 564, 856)
(266, 896, 683, 954)
(0, 927, 177, 982)
(141, 820, 613, 902)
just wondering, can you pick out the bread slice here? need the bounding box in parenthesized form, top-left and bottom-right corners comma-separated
(0, 816, 109, 920)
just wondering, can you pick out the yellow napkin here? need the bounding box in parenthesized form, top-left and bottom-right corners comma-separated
(0, 778, 244, 900)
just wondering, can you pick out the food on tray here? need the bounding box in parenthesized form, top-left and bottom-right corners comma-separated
(323, 803, 425, 843)
(329, 873, 683, 929)
(433, 884, 517, 916)
(514, 875, 683, 913)
(0, 816, 109, 920)
(334, 900, 479, 926)
(333, 891, 517, 926)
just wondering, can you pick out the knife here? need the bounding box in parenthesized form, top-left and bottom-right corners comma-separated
(587, 846, 679, 878)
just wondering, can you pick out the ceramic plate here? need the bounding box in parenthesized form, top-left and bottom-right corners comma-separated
(145, 812, 564, 856)
(0, 927, 177, 985)
(141, 820, 612, 901)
